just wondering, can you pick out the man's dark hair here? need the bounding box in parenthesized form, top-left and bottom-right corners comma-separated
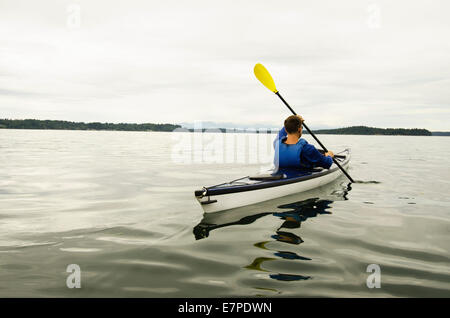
(284, 115, 303, 134)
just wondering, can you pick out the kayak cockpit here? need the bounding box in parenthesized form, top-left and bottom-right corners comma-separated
(195, 149, 350, 199)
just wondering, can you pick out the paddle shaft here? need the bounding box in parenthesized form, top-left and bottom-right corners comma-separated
(275, 92, 354, 183)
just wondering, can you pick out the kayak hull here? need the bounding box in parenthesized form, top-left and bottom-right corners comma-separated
(195, 149, 351, 213)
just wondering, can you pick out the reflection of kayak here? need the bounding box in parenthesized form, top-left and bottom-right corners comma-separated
(195, 149, 350, 213)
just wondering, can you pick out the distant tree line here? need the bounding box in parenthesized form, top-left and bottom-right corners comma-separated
(431, 131, 450, 136)
(304, 126, 432, 136)
(0, 120, 438, 136)
(0, 119, 180, 132)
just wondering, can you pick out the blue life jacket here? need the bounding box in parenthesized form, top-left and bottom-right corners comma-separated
(274, 138, 308, 169)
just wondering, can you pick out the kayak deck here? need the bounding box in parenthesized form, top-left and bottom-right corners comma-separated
(196, 168, 324, 196)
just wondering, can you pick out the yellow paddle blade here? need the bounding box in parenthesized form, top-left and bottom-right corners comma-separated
(254, 63, 278, 93)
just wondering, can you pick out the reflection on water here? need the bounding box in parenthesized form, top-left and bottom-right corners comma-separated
(193, 182, 352, 282)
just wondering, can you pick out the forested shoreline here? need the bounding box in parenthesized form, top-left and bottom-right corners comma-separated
(0, 119, 180, 132)
(308, 126, 432, 136)
(0, 119, 441, 135)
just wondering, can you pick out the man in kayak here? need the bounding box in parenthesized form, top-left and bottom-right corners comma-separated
(274, 115, 334, 170)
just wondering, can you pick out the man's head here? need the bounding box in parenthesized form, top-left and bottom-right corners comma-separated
(284, 115, 303, 136)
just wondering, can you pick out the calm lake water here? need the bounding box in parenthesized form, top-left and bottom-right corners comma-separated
(0, 129, 449, 297)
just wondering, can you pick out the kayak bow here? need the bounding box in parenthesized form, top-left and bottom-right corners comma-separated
(195, 149, 351, 213)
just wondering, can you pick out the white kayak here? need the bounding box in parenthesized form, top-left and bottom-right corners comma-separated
(195, 149, 351, 213)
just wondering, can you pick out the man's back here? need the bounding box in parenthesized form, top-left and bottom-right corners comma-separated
(274, 127, 333, 170)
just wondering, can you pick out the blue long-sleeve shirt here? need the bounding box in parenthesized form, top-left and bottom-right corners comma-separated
(274, 128, 333, 169)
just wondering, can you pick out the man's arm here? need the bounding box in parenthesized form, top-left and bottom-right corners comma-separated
(301, 144, 334, 169)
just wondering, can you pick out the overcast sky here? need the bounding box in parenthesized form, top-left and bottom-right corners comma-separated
(1, 0, 449, 130)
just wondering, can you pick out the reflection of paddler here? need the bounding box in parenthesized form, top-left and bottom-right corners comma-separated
(273, 213, 302, 229)
(282, 216, 300, 229)
(269, 273, 310, 281)
(274, 251, 311, 261)
(245, 257, 275, 272)
(271, 231, 303, 245)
